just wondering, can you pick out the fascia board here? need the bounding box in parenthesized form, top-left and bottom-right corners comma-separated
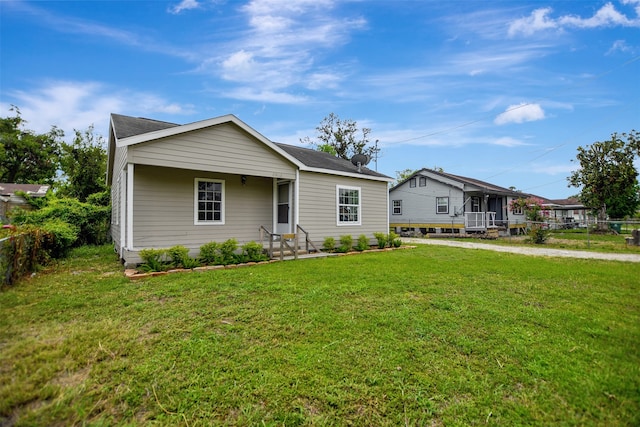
(301, 166, 394, 182)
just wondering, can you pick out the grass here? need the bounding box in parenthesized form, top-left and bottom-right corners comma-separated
(462, 228, 640, 254)
(1, 244, 639, 426)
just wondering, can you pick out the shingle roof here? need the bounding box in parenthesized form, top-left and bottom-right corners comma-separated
(275, 143, 389, 179)
(111, 113, 179, 139)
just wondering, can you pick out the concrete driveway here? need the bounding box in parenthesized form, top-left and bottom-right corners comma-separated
(402, 238, 640, 263)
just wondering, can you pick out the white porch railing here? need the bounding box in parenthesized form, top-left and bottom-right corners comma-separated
(464, 212, 497, 230)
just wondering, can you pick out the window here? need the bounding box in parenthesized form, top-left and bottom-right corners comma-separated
(337, 185, 361, 225)
(195, 178, 225, 224)
(392, 200, 402, 215)
(409, 178, 416, 188)
(419, 177, 427, 187)
(436, 197, 449, 214)
(471, 196, 481, 212)
(512, 205, 523, 215)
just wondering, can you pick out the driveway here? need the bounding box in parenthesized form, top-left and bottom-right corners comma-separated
(401, 238, 640, 263)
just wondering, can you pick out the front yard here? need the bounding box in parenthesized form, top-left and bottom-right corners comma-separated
(1, 244, 638, 425)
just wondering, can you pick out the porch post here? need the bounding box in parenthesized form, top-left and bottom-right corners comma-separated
(126, 163, 134, 250)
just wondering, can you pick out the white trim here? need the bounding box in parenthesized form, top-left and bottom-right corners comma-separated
(194, 178, 226, 225)
(272, 179, 278, 232)
(301, 166, 393, 182)
(294, 169, 300, 227)
(119, 170, 126, 248)
(336, 184, 362, 226)
(126, 163, 134, 250)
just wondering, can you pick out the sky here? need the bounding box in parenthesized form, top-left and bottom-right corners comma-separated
(1, 0, 639, 199)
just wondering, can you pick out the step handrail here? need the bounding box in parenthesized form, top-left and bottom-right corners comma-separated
(296, 225, 319, 253)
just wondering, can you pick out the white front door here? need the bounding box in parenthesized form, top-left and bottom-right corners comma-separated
(276, 181, 291, 234)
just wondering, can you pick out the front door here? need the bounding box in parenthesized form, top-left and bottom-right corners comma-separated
(276, 181, 291, 234)
(488, 196, 504, 220)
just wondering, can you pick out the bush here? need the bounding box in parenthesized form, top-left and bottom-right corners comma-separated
(1, 227, 51, 286)
(527, 225, 549, 244)
(355, 234, 370, 251)
(392, 238, 402, 248)
(323, 237, 336, 252)
(373, 232, 387, 249)
(241, 241, 268, 263)
(9, 197, 110, 246)
(198, 239, 239, 266)
(167, 245, 200, 269)
(138, 248, 169, 272)
(39, 220, 79, 259)
(199, 241, 219, 265)
(336, 235, 353, 253)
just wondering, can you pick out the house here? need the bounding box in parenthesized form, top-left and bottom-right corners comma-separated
(388, 168, 527, 236)
(107, 114, 392, 266)
(0, 183, 50, 222)
(538, 196, 587, 228)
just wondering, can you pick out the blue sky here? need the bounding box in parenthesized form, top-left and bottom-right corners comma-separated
(1, 0, 639, 199)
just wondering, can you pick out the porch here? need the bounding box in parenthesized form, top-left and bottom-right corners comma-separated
(464, 211, 498, 231)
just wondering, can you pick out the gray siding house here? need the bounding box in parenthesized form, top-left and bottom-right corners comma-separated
(107, 114, 392, 265)
(389, 168, 526, 236)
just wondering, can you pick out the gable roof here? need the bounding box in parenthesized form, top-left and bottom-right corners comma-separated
(108, 113, 392, 182)
(0, 183, 50, 197)
(390, 168, 522, 196)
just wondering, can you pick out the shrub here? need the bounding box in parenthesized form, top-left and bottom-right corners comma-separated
(139, 248, 169, 272)
(167, 245, 200, 269)
(388, 232, 399, 247)
(323, 237, 336, 252)
(240, 241, 269, 262)
(199, 241, 219, 265)
(198, 239, 239, 266)
(355, 234, 370, 251)
(373, 232, 387, 249)
(9, 197, 110, 246)
(219, 239, 239, 265)
(527, 225, 550, 244)
(392, 238, 402, 248)
(1, 227, 52, 286)
(336, 235, 353, 253)
(39, 220, 79, 259)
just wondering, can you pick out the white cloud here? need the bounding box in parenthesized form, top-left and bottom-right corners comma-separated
(495, 103, 546, 125)
(492, 137, 527, 147)
(508, 2, 640, 37)
(2, 81, 193, 139)
(606, 39, 634, 55)
(169, 0, 201, 14)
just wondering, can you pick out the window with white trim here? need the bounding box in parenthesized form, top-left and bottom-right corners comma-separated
(392, 200, 402, 215)
(337, 185, 361, 225)
(419, 177, 427, 187)
(512, 205, 523, 215)
(436, 197, 449, 214)
(409, 178, 416, 188)
(195, 178, 225, 224)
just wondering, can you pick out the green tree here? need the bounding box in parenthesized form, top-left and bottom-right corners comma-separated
(301, 113, 380, 163)
(58, 125, 108, 201)
(0, 107, 62, 184)
(568, 130, 640, 228)
(394, 168, 416, 185)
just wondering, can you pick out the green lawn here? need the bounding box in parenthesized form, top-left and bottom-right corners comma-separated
(1, 244, 639, 426)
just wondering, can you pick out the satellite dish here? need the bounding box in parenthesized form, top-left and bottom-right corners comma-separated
(351, 154, 370, 166)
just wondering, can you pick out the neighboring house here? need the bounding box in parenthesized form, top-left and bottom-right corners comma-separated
(0, 183, 50, 222)
(389, 168, 526, 236)
(107, 113, 392, 266)
(537, 196, 587, 228)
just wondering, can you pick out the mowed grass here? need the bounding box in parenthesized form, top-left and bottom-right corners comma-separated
(1, 244, 638, 426)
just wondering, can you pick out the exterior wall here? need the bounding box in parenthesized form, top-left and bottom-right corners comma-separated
(110, 144, 128, 252)
(122, 164, 273, 264)
(297, 171, 389, 244)
(128, 123, 296, 180)
(389, 178, 465, 228)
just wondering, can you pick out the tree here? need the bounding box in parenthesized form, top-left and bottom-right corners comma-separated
(301, 113, 380, 164)
(394, 168, 416, 185)
(0, 107, 62, 184)
(58, 125, 108, 202)
(568, 130, 640, 229)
